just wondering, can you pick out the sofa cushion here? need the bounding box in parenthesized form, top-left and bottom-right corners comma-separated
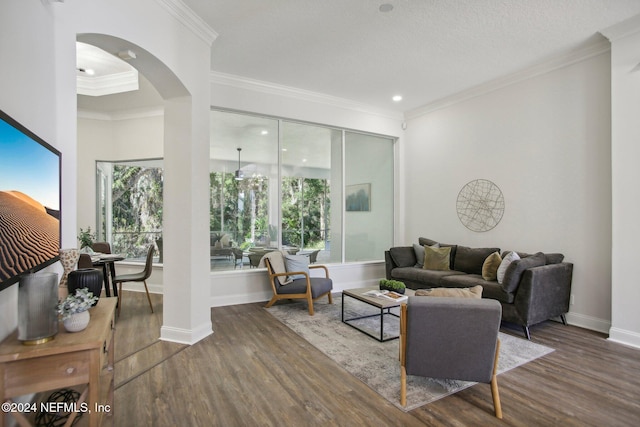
(391, 267, 464, 287)
(481, 282, 516, 304)
(423, 245, 451, 271)
(501, 252, 546, 293)
(415, 285, 482, 298)
(497, 251, 520, 284)
(418, 237, 457, 270)
(389, 246, 416, 268)
(413, 243, 439, 267)
(454, 246, 501, 275)
(482, 251, 502, 281)
(440, 273, 487, 289)
(503, 250, 565, 265)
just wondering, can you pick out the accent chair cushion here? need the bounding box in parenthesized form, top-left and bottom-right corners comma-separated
(284, 254, 310, 281)
(482, 251, 502, 281)
(423, 245, 451, 271)
(414, 285, 483, 298)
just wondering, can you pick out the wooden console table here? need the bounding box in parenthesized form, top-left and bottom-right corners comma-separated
(0, 297, 117, 427)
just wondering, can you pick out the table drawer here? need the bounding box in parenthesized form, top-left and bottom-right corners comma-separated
(4, 351, 90, 397)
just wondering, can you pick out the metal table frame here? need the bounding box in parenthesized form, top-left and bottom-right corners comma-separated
(341, 289, 402, 342)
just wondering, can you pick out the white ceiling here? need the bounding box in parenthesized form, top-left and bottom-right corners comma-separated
(184, 0, 640, 112)
(78, 0, 640, 114)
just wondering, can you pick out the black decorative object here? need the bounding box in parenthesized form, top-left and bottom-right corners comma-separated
(67, 268, 103, 306)
(35, 389, 83, 427)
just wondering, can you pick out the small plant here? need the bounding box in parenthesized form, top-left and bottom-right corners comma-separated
(379, 279, 406, 292)
(57, 288, 99, 320)
(78, 227, 95, 249)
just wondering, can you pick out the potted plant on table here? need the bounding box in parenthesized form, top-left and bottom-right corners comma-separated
(57, 288, 99, 333)
(379, 279, 406, 294)
(77, 227, 96, 253)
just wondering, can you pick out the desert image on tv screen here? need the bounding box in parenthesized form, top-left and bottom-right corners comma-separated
(0, 118, 60, 286)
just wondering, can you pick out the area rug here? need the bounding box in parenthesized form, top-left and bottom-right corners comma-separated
(265, 296, 554, 411)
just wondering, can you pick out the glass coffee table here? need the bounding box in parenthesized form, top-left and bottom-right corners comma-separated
(341, 287, 412, 342)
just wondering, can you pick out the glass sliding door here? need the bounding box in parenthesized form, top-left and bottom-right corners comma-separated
(344, 132, 394, 262)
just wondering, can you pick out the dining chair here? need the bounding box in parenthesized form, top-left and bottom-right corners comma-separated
(112, 245, 155, 316)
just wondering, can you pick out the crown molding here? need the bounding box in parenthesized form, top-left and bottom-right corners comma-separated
(154, 0, 218, 46)
(210, 71, 404, 121)
(77, 70, 139, 97)
(600, 13, 640, 42)
(405, 38, 611, 120)
(78, 107, 164, 121)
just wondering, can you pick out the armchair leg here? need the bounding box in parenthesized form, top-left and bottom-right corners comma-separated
(327, 292, 333, 304)
(400, 366, 407, 407)
(523, 326, 531, 340)
(491, 339, 503, 419)
(307, 297, 315, 315)
(560, 314, 567, 325)
(264, 296, 278, 308)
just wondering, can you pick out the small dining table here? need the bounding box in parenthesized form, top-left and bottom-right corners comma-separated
(91, 253, 124, 298)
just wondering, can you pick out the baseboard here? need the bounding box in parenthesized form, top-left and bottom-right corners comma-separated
(119, 282, 162, 294)
(608, 327, 640, 350)
(565, 312, 611, 335)
(160, 321, 213, 345)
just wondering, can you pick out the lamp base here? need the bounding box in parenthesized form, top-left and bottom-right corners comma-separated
(22, 336, 55, 346)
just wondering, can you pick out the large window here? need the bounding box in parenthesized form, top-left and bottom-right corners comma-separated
(96, 159, 163, 261)
(209, 110, 395, 270)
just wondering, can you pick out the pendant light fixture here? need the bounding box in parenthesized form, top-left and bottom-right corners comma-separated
(235, 147, 244, 181)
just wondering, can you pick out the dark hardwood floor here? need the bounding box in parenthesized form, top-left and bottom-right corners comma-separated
(112, 292, 640, 427)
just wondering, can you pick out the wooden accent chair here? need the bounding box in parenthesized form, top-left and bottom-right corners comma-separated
(263, 251, 333, 315)
(112, 245, 155, 316)
(400, 297, 503, 418)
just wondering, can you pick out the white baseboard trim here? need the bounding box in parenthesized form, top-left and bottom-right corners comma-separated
(119, 282, 162, 294)
(210, 291, 272, 307)
(564, 312, 611, 335)
(160, 321, 213, 345)
(608, 327, 640, 350)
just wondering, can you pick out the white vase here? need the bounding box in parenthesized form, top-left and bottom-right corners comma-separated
(63, 310, 90, 333)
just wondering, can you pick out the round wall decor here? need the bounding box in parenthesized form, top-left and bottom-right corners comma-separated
(456, 179, 504, 232)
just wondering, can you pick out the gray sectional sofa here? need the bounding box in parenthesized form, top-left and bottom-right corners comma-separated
(384, 237, 573, 339)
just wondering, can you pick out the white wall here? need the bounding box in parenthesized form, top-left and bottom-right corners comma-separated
(0, 0, 68, 341)
(603, 16, 640, 348)
(0, 0, 214, 345)
(403, 52, 613, 333)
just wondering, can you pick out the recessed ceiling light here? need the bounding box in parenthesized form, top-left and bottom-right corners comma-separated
(379, 3, 394, 13)
(392, 95, 403, 102)
(261, 130, 269, 135)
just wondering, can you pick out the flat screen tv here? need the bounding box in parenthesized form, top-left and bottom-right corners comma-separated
(0, 109, 61, 293)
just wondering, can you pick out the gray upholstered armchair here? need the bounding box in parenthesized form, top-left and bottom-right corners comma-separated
(262, 251, 333, 315)
(400, 297, 503, 418)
